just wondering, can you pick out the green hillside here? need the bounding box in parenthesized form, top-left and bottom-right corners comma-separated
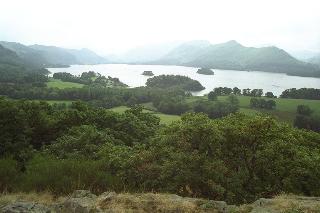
(0, 41, 47, 68)
(46, 78, 84, 89)
(0, 44, 24, 66)
(30, 44, 108, 65)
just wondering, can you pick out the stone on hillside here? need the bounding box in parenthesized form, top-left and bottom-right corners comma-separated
(1, 201, 51, 213)
(97, 191, 117, 202)
(199, 200, 228, 212)
(59, 190, 99, 213)
(71, 190, 97, 199)
(253, 198, 274, 207)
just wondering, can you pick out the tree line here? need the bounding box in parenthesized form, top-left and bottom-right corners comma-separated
(280, 88, 320, 100)
(53, 71, 127, 87)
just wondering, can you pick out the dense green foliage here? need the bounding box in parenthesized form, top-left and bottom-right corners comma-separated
(194, 95, 239, 118)
(265, 91, 276, 98)
(250, 98, 276, 109)
(53, 71, 127, 87)
(281, 88, 320, 100)
(211, 87, 265, 97)
(196, 67, 214, 75)
(294, 105, 320, 132)
(146, 75, 205, 91)
(0, 98, 320, 205)
(208, 91, 218, 101)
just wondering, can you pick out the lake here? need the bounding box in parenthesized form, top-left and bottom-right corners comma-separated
(48, 64, 320, 96)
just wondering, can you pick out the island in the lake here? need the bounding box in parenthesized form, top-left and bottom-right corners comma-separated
(142, 71, 154, 76)
(197, 68, 214, 75)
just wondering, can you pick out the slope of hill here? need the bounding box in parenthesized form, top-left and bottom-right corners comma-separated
(0, 41, 47, 68)
(0, 44, 49, 75)
(30, 44, 108, 65)
(155, 40, 320, 77)
(29, 44, 78, 65)
(156, 40, 211, 64)
(66, 48, 108, 64)
(309, 54, 320, 66)
(0, 44, 24, 66)
(0, 41, 108, 67)
(288, 49, 319, 61)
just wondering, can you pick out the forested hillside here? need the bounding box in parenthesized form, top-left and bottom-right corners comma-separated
(30, 44, 108, 65)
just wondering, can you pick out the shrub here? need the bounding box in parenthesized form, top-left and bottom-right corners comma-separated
(20, 155, 119, 195)
(0, 158, 20, 192)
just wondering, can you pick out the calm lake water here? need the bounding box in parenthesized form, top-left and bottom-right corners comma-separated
(48, 64, 320, 96)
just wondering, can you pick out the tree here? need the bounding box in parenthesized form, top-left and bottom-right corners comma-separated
(280, 88, 320, 100)
(250, 98, 259, 108)
(250, 98, 276, 109)
(47, 125, 116, 160)
(208, 91, 217, 101)
(297, 105, 312, 116)
(242, 88, 251, 96)
(265, 92, 276, 98)
(213, 87, 233, 96)
(250, 89, 263, 97)
(232, 87, 241, 95)
(294, 105, 320, 132)
(146, 75, 205, 91)
(265, 100, 276, 109)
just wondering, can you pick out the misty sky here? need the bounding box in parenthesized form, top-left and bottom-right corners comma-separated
(0, 0, 319, 54)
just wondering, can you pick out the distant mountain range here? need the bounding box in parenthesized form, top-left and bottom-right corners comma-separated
(141, 40, 320, 77)
(0, 40, 319, 78)
(288, 50, 320, 62)
(0, 41, 108, 68)
(309, 54, 320, 66)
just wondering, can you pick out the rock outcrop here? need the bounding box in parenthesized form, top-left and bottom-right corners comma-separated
(2, 201, 51, 213)
(1, 190, 320, 213)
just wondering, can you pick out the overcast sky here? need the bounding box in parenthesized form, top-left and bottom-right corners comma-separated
(0, 0, 319, 54)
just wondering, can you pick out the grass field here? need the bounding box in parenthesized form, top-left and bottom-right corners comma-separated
(187, 95, 320, 123)
(44, 100, 73, 105)
(38, 93, 320, 125)
(47, 79, 84, 89)
(217, 95, 320, 114)
(109, 106, 180, 125)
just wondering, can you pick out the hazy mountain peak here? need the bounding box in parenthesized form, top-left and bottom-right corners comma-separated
(224, 40, 241, 46)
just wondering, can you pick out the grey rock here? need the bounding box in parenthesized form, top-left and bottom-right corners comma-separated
(200, 200, 228, 212)
(97, 191, 117, 202)
(253, 198, 274, 207)
(59, 190, 98, 213)
(71, 190, 97, 199)
(1, 201, 51, 213)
